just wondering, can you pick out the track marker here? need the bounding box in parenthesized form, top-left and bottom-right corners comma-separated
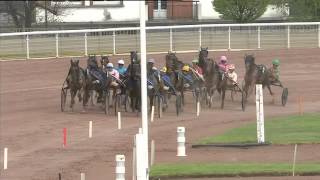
(117, 112, 122, 130)
(151, 140, 155, 166)
(4, 147, 8, 170)
(63, 128, 67, 148)
(177, 127, 187, 157)
(292, 144, 298, 176)
(81, 172, 85, 180)
(150, 106, 155, 122)
(196, 101, 200, 117)
(89, 121, 92, 138)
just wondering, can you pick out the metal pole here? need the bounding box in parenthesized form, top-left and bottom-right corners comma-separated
(318, 24, 320, 48)
(228, 26, 231, 50)
(139, 1, 149, 180)
(199, 27, 202, 48)
(26, 35, 30, 59)
(113, 30, 116, 55)
(258, 26, 261, 49)
(55, 33, 59, 57)
(287, 25, 290, 49)
(84, 33, 88, 56)
(170, 28, 173, 52)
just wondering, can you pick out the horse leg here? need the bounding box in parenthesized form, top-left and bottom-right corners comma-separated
(70, 89, 76, 110)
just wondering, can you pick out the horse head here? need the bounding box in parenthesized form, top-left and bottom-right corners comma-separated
(165, 52, 177, 72)
(100, 55, 109, 68)
(69, 59, 81, 84)
(244, 54, 255, 71)
(87, 54, 98, 68)
(130, 51, 138, 64)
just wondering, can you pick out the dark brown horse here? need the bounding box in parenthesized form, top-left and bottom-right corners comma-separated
(243, 54, 273, 101)
(198, 47, 220, 107)
(66, 59, 85, 110)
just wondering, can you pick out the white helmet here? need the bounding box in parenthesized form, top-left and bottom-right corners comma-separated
(106, 62, 113, 68)
(118, 59, 124, 65)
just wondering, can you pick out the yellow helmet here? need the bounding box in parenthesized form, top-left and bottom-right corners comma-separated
(161, 66, 167, 72)
(182, 65, 190, 72)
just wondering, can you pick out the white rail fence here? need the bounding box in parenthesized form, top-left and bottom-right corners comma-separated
(0, 22, 319, 60)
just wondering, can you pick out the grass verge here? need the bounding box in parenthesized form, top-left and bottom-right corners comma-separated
(198, 113, 320, 145)
(150, 163, 320, 179)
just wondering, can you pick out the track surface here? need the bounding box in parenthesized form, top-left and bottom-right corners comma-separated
(0, 48, 319, 180)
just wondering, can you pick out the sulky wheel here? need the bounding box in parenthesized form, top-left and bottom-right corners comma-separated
(61, 88, 67, 112)
(281, 88, 288, 106)
(104, 91, 110, 115)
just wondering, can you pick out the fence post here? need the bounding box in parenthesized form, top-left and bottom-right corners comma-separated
(26, 35, 30, 59)
(170, 28, 173, 52)
(228, 26, 231, 50)
(318, 24, 320, 48)
(287, 25, 290, 49)
(113, 30, 116, 55)
(199, 27, 202, 48)
(84, 33, 88, 56)
(55, 33, 59, 57)
(258, 26, 261, 49)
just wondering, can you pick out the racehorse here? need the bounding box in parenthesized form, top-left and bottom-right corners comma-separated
(66, 59, 85, 110)
(125, 51, 141, 112)
(83, 55, 112, 108)
(165, 51, 184, 87)
(243, 54, 273, 100)
(198, 47, 220, 107)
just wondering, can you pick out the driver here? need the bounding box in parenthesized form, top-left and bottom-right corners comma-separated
(226, 64, 238, 85)
(106, 62, 120, 87)
(268, 59, 280, 83)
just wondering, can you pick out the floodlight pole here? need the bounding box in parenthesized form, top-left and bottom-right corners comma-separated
(139, 1, 149, 180)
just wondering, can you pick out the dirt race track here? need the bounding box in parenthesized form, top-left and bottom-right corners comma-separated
(0, 48, 320, 180)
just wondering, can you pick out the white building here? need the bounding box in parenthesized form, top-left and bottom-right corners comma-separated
(36, 0, 287, 24)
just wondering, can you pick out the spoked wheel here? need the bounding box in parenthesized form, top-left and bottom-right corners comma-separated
(124, 94, 131, 112)
(175, 94, 182, 116)
(61, 88, 67, 112)
(104, 91, 110, 115)
(281, 88, 288, 106)
(156, 95, 163, 118)
(241, 91, 246, 111)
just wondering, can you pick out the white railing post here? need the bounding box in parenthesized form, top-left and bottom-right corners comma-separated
(318, 24, 320, 48)
(256, 84, 265, 144)
(170, 28, 173, 51)
(113, 30, 116, 55)
(287, 25, 290, 49)
(228, 26, 231, 50)
(55, 33, 59, 57)
(84, 33, 88, 56)
(258, 26, 261, 49)
(199, 27, 202, 48)
(26, 35, 30, 59)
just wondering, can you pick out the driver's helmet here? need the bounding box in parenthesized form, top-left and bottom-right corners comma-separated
(106, 62, 114, 68)
(272, 59, 280, 66)
(118, 59, 125, 65)
(148, 58, 155, 64)
(161, 66, 167, 73)
(227, 64, 235, 70)
(220, 56, 227, 63)
(192, 59, 198, 64)
(182, 65, 190, 72)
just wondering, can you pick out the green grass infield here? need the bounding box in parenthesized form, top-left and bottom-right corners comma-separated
(150, 163, 320, 179)
(198, 113, 320, 145)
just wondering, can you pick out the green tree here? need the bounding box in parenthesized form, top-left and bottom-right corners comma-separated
(2, 1, 68, 29)
(212, 0, 270, 23)
(272, 0, 320, 21)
